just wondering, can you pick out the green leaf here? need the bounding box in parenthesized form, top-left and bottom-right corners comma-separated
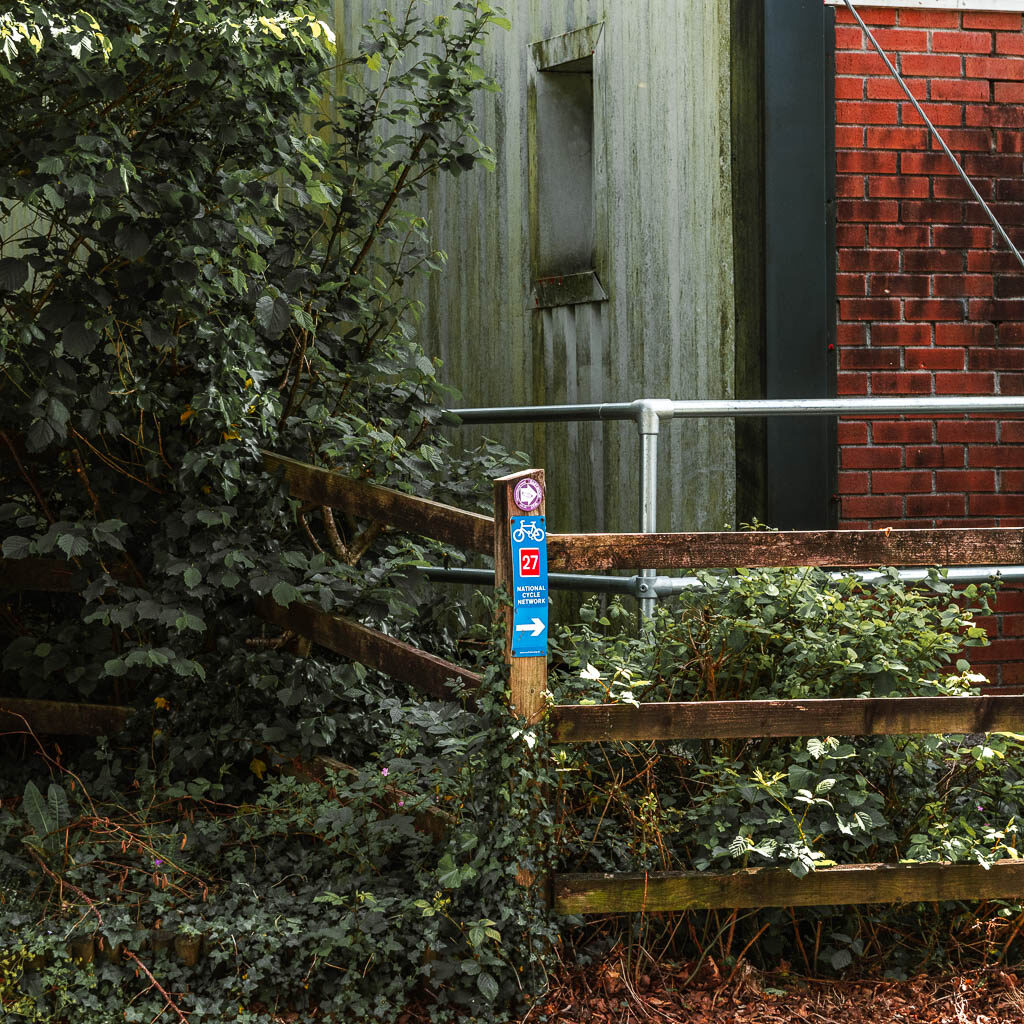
(57, 534, 89, 558)
(184, 567, 202, 588)
(63, 322, 100, 357)
(115, 225, 149, 259)
(830, 948, 853, 970)
(37, 155, 64, 174)
(255, 294, 290, 337)
(476, 971, 499, 1001)
(2, 536, 31, 559)
(22, 782, 54, 840)
(271, 581, 301, 607)
(175, 613, 205, 632)
(47, 784, 69, 833)
(26, 418, 56, 452)
(437, 853, 462, 889)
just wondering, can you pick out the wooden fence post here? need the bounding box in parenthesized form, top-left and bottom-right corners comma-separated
(493, 468, 548, 724)
(494, 468, 549, 892)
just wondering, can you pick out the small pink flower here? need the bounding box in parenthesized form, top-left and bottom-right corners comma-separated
(398, 800, 405, 807)
(381, 767, 389, 777)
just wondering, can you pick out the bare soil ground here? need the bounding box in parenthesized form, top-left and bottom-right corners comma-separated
(517, 958, 1024, 1024)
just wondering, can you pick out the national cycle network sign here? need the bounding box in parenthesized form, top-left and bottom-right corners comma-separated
(509, 515, 549, 658)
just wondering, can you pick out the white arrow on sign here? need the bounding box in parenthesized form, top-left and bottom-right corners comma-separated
(515, 618, 545, 637)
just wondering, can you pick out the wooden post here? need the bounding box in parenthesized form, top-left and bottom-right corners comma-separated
(493, 469, 548, 725)
(494, 469, 549, 893)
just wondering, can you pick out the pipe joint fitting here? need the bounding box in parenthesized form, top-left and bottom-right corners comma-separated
(631, 399, 674, 436)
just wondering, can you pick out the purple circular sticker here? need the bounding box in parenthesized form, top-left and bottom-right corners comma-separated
(513, 477, 544, 512)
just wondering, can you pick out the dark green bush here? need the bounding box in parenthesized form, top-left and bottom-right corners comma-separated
(0, 2, 554, 1020)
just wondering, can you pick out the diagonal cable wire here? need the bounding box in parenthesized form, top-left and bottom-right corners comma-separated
(843, 0, 1024, 271)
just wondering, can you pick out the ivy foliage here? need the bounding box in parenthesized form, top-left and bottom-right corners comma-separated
(0, 2, 556, 1021)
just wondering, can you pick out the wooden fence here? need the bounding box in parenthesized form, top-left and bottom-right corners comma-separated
(264, 454, 1024, 915)
(6, 451, 1024, 914)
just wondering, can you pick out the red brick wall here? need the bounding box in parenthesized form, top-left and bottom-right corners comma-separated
(832, 5, 1024, 686)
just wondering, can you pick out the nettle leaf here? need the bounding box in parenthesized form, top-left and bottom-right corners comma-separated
(2, 536, 32, 559)
(57, 533, 89, 558)
(255, 294, 290, 337)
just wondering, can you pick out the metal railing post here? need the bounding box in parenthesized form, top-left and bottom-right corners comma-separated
(634, 401, 673, 620)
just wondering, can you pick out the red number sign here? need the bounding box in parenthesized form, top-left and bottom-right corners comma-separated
(519, 548, 540, 576)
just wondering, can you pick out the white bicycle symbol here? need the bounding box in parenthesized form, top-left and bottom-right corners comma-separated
(512, 520, 546, 543)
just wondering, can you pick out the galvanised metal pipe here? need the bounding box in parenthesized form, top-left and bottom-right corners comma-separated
(448, 396, 1024, 424)
(448, 401, 638, 425)
(638, 424, 660, 620)
(421, 566, 1024, 601)
(664, 397, 1024, 418)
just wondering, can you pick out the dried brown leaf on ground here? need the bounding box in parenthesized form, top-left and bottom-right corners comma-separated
(514, 956, 1024, 1024)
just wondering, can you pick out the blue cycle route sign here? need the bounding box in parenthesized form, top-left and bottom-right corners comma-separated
(509, 515, 549, 658)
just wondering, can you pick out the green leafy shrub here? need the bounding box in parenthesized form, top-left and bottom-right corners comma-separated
(0, 2, 554, 1020)
(549, 567, 1024, 974)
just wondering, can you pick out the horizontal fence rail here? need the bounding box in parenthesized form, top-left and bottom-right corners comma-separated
(547, 528, 1024, 572)
(549, 695, 1024, 743)
(553, 861, 1024, 915)
(0, 698, 131, 737)
(263, 452, 494, 555)
(254, 597, 481, 701)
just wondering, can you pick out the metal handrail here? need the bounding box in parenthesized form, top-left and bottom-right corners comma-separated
(422, 565, 1024, 602)
(447, 396, 1024, 615)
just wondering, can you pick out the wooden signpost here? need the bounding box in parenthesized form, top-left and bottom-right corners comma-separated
(493, 469, 549, 726)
